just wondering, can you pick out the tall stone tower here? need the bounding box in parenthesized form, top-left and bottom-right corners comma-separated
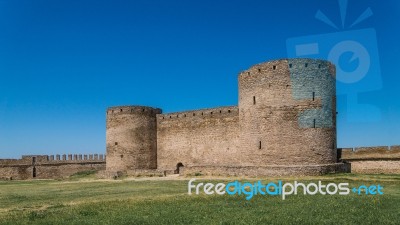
(106, 106, 161, 172)
(238, 58, 337, 167)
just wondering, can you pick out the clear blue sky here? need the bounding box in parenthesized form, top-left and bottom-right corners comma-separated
(0, 0, 399, 158)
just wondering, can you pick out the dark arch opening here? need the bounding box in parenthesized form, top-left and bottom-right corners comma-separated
(175, 162, 184, 174)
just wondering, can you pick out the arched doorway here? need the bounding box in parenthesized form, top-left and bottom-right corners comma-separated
(175, 162, 184, 174)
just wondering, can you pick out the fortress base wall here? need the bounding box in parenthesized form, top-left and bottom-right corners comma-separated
(126, 169, 165, 177)
(0, 163, 105, 180)
(96, 169, 165, 179)
(0, 166, 30, 180)
(182, 163, 350, 177)
(349, 160, 400, 174)
(340, 146, 400, 174)
(33, 163, 105, 179)
(0, 155, 105, 180)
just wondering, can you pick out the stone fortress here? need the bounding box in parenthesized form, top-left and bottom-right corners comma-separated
(1, 58, 399, 180)
(106, 58, 345, 177)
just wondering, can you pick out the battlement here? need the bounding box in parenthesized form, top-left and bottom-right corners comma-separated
(340, 146, 400, 160)
(106, 105, 162, 116)
(239, 58, 335, 78)
(0, 154, 106, 167)
(157, 106, 238, 121)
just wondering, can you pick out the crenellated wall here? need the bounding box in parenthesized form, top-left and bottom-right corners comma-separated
(339, 146, 400, 174)
(0, 154, 105, 180)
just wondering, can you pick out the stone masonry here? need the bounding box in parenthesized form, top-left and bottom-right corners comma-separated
(2, 58, 398, 180)
(339, 146, 400, 174)
(0, 154, 105, 180)
(106, 58, 349, 176)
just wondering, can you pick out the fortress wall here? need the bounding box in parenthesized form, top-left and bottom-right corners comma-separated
(33, 163, 105, 179)
(182, 163, 349, 177)
(0, 159, 29, 166)
(341, 146, 400, 160)
(391, 145, 400, 151)
(0, 166, 30, 180)
(0, 154, 105, 166)
(0, 154, 106, 180)
(156, 106, 240, 171)
(349, 161, 400, 174)
(238, 59, 337, 166)
(340, 146, 400, 174)
(0, 163, 105, 180)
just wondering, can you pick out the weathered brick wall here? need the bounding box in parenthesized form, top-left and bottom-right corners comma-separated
(0, 166, 30, 180)
(106, 106, 161, 172)
(349, 161, 400, 174)
(0, 154, 106, 180)
(34, 163, 105, 179)
(340, 146, 400, 174)
(238, 59, 337, 166)
(0, 157, 34, 179)
(157, 106, 240, 171)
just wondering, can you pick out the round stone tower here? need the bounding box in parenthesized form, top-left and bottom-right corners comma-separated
(106, 105, 161, 172)
(238, 58, 337, 168)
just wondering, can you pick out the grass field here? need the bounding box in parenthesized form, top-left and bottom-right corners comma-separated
(0, 173, 399, 225)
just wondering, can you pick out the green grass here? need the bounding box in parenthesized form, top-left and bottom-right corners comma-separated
(68, 170, 98, 180)
(0, 174, 399, 224)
